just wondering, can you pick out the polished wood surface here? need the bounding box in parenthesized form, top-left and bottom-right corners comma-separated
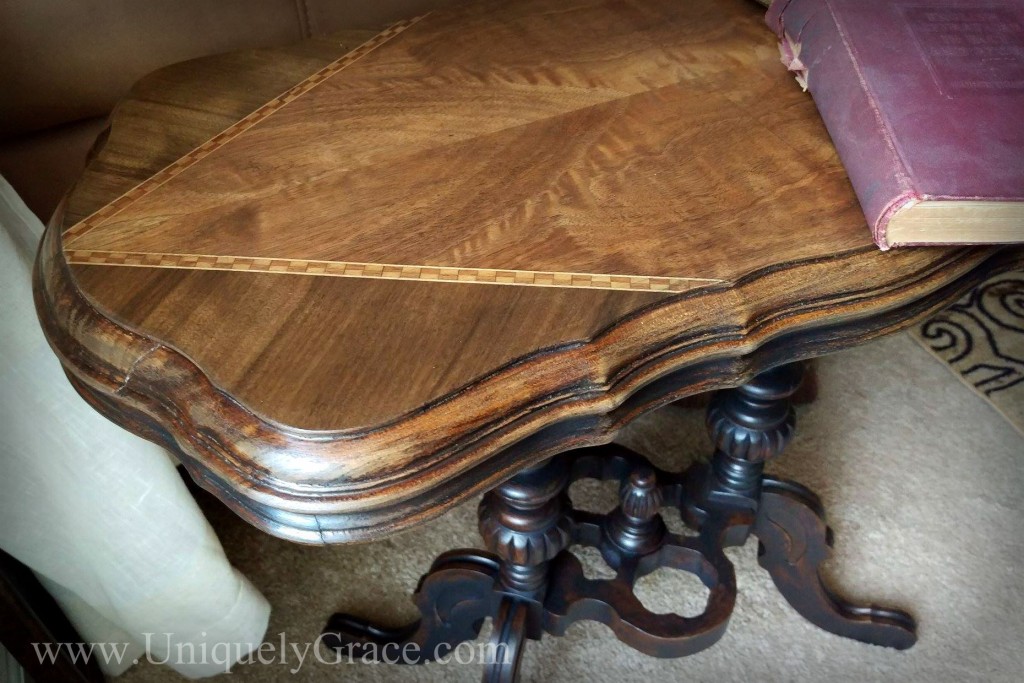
(64, 0, 864, 284)
(36, 0, 1018, 543)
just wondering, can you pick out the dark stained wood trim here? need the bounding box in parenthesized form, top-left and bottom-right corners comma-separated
(35, 204, 1023, 544)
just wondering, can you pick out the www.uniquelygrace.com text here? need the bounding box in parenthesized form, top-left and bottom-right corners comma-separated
(33, 632, 513, 674)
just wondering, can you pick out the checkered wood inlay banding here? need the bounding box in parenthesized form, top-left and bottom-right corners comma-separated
(66, 250, 721, 292)
(62, 16, 426, 246)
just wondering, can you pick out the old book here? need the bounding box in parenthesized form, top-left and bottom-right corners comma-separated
(766, 0, 1024, 249)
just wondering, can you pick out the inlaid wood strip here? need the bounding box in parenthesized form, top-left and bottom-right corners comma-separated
(65, 250, 722, 292)
(61, 15, 427, 246)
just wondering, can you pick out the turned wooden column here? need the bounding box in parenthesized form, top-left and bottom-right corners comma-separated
(478, 458, 573, 597)
(325, 363, 917, 670)
(703, 364, 803, 508)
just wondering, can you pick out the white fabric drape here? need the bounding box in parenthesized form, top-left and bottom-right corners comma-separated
(0, 176, 271, 678)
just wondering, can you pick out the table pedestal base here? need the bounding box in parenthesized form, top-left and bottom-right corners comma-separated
(322, 365, 916, 681)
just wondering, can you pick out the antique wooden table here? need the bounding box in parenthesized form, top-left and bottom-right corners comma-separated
(34, 0, 1021, 679)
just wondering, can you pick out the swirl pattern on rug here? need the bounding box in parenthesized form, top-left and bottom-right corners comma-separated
(913, 271, 1024, 434)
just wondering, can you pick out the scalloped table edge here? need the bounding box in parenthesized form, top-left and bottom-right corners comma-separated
(35, 205, 1023, 544)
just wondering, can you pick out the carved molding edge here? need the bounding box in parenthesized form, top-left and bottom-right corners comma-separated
(35, 211, 1022, 544)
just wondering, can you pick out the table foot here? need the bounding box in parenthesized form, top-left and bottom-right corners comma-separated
(754, 478, 917, 649)
(321, 364, 916, 680)
(321, 550, 503, 663)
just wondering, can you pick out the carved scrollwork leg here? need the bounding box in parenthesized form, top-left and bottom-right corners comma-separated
(542, 449, 739, 658)
(700, 364, 917, 650)
(324, 363, 918, 679)
(322, 459, 572, 679)
(482, 599, 529, 683)
(755, 478, 917, 649)
(321, 550, 502, 663)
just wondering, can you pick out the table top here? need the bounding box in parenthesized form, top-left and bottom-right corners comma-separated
(36, 0, 1015, 543)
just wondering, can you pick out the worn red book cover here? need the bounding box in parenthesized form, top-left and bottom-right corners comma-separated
(766, 0, 1024, 249)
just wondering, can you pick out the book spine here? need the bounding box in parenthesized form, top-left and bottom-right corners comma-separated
(766, 0, 918, 249)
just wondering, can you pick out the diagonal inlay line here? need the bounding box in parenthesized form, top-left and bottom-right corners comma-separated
(62, 15, 428, 246)
(65, 250, 724, 292)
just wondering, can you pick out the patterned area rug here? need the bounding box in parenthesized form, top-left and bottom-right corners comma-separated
(911, 271, 1024, 436)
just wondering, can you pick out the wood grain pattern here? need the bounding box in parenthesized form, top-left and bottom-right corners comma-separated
(62, 17, 424, 245)
(65, 0, 869, 285)
(68, 265, 670, 426)
(34, 0, 1022, 544)
(60, 30, 381, 227)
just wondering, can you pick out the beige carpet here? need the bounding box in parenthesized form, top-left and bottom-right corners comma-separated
(121, 333, 1024, 682)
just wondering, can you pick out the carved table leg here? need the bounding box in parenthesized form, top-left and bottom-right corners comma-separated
(478, 457, 572, 598)
(322, 363, 917, 680)
(482, 599, 529, 683)
(696, 364, 918, 649)
(321, 550, 504, 662)
(323, 458, 572, 680)
(755, 479, 917, 648)
(477, 457, 572, 682)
